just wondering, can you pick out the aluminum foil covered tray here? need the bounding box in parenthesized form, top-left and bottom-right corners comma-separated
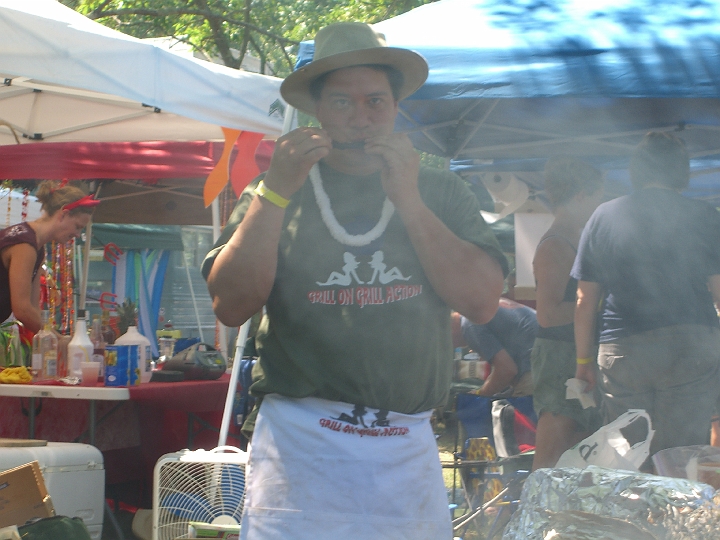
(502, 466, 720, 540)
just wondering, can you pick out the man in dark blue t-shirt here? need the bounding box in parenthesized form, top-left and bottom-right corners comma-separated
(573, 131, 720, 460)
(453, 298, 538, 396)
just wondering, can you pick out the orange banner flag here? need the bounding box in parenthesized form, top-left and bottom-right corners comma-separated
(203, 127, 241, 207)
(230, 131, 265, 197)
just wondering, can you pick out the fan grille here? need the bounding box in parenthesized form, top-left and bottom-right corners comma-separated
(154, 451, 246, 540)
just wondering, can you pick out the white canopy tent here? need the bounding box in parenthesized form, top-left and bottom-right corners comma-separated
(0, 0, 285, 360)
(0, 0, 284, 145)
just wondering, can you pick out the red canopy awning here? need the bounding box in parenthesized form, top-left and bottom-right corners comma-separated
(0, 140, 274, 181)
(0, 141, 221, 180)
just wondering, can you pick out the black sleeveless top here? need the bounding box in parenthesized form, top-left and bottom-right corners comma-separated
(536, 234, 577, 342)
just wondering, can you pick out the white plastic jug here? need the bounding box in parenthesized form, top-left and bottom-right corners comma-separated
(115, 326, 153, 383)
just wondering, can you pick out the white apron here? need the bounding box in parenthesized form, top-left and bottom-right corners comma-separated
(240, 394, 452, 540)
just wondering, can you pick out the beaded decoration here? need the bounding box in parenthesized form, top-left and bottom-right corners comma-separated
(3, 181, 11, 228)
(21, 188, 29, 222)
(63, 240, 74, 335)
(48, 242, 57, 323)
(48, 239, 75, 335)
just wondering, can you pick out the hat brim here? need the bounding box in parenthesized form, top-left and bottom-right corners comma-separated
(280, 47, 428, 115)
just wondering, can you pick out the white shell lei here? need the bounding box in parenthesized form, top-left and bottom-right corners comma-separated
(309, 164, 395, 247)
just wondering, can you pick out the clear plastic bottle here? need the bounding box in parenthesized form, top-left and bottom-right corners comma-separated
(68, 309, 94, 379)
(115, 326, 153, 384)
(32, 310, 58, 380)
(90, 316, 106, 379)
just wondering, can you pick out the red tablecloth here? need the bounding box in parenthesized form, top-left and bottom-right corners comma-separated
(0, 374, 241, 507)
(128, 376, 230, 412)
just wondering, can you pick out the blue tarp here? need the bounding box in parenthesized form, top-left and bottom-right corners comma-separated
(297, 0, 720, 203)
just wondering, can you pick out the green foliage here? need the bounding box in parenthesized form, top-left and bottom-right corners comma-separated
(64, 0, 437, 76)
(419, 152, 447, 170)
(116, 298, 138, 336)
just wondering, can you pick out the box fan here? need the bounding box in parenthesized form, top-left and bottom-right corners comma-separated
(153, 446, 247, 540)
(152, 323, 253, 540)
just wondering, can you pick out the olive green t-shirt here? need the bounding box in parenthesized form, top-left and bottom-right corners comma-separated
(203, 162, 507, 414)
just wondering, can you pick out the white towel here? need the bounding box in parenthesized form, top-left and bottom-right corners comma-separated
(565, 378, 597, 409)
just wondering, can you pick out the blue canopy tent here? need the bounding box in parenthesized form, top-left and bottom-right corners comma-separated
(297, 0, 720, 204)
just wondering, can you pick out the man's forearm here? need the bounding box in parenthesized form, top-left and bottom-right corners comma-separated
(396, 198, 504, 324)
(207, 196, 285, 327)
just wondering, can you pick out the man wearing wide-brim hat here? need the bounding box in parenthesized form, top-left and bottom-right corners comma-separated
(204, 21, 507, 539)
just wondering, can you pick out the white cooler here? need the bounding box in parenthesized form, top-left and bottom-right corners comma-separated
(0, 442, 104, 539)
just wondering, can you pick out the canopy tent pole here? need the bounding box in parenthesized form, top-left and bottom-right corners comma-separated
(79, 183, 101, 310)
(218, 319, 250, 447)
(78, 221, 91, 310)
(453, 99, 499, 159)
(212, 198, 228, 359)
(211, 197, 222, 244)
(182, 250, 205, 343)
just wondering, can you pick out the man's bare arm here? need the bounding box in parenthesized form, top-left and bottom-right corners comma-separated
(476, 349, 518, 396)
(207, 198, 285, 327)
(207, 127, 331, 327)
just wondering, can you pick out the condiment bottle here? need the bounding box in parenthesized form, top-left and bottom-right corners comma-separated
(68, 309, 94, 379)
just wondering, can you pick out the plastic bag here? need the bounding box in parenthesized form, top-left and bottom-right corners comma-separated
(556, 409, 654, 471)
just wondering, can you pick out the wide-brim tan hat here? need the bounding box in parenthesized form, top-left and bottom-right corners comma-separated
(281, 22, 428, 115)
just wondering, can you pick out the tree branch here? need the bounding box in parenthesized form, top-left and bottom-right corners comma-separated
(88, 7, 299, 46)
(88, 0, 114, 18)
(191, 0, 240, 68)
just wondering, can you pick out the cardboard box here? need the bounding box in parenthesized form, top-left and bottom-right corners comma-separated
(187, 522, 240, 539)
(0, 461, 54, 528)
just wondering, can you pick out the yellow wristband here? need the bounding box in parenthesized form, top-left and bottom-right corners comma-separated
(254, 181, 289, 209)
(576, 357, 594, 365)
